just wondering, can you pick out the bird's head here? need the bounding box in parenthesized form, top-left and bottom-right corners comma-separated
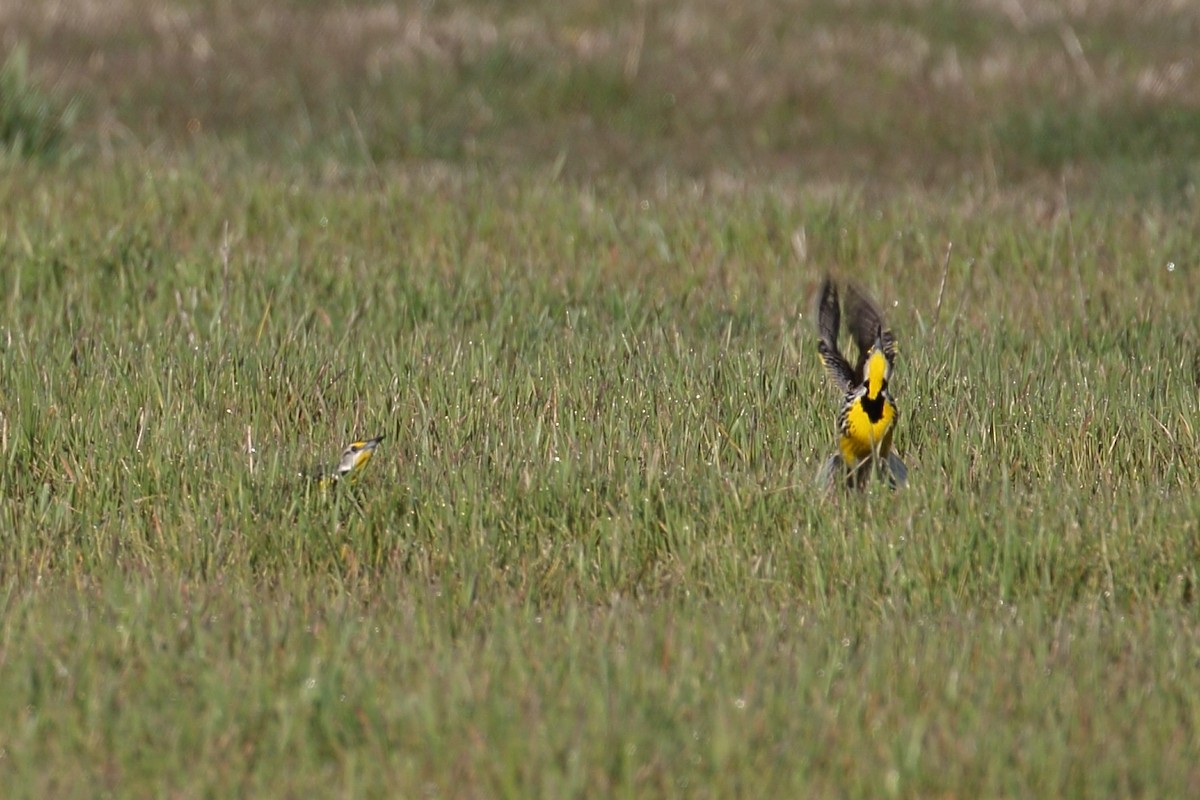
(336, 434, 386, 477)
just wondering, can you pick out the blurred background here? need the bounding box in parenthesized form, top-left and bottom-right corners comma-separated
(6, 0, 1200, 197)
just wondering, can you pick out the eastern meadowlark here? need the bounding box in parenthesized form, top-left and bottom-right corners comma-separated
(814, 278, 908, 490)
(306, 435, 386, 486)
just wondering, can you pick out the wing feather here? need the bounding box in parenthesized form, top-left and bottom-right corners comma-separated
(844, 281, 896, 371)
(815, 278, 855, 392)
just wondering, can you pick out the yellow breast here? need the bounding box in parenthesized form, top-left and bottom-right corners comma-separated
(839, 396, 896, 465)
(345, 450, 374, 481)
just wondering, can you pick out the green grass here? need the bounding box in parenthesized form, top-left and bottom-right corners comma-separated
(2, 163, 1198, 796)
(2, 1, 1200, 796)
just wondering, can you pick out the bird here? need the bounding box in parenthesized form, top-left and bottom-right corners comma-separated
(814, 277, 907, 490)
(305, 435, 386, 487)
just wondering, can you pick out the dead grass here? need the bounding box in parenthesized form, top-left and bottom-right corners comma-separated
(3, 0, 1197, 185)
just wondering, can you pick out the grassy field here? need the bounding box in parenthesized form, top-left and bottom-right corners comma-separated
(2, 1, 1200, 797)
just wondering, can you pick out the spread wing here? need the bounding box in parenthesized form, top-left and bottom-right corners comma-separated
(879, 328, 897, 363)
(815, 277, 855, 392)
(843, 281, 896, 371)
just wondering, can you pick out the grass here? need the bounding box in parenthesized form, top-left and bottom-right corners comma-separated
(1, 1, 1200, 797)
(2, 164, 1198, 796)
(0, 43, 78, 163)
(11, 0, 1200, 182)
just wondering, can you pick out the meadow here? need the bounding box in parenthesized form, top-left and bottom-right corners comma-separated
(1, 1, 1199, 796)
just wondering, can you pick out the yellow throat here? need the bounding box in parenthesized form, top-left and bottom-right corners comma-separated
(839, 349, 895, 465)
(865, 348, 887, 400)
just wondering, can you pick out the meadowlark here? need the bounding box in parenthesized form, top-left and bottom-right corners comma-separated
(814, 278, 908, 490)
(305, 435, 386, 486)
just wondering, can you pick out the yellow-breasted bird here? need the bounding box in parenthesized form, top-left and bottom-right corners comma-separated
(815, 278, 908, 490)
(306, 435, 386, 486)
